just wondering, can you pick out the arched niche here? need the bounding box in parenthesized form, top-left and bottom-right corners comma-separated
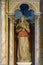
(8, 2, 40, 65)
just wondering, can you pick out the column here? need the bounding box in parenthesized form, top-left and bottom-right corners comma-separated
(35, 15, 40, 65)
(9, 16, 14, 65)
(5, 1, 9, 65)
(37, 16, 40, 65)
(2, 1, 6, 65)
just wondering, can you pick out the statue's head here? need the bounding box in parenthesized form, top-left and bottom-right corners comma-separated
(20, 16, 25, 22)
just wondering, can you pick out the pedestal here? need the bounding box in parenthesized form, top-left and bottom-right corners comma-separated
(17, 62, 32, 65)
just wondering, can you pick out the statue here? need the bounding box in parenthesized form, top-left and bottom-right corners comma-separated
(16, 16, 31, 62)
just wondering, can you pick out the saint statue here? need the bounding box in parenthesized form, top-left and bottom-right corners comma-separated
(16, 16, 31, 62)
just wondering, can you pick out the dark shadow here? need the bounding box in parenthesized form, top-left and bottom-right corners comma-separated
(30, 23, 35, 65)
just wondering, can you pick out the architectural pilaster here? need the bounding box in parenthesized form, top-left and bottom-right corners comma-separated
(9, 16, 14, 65)
(2, 1, 6, 65)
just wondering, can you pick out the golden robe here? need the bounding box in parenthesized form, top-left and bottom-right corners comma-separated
(17, 30, 31, 62)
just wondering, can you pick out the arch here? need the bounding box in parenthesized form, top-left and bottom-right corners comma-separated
(13, 2, 38, 13)
(13, 2, 40, 65)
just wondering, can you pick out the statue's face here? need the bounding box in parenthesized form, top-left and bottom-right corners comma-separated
(20, 17, 25, 22)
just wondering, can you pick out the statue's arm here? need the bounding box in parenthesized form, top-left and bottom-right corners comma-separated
(26, 26, 30, 33)
(19, 25, 30, 33)
(16, 24, 22, 33)
(16, 28, 22, 33)
(25, 22, 30, 33)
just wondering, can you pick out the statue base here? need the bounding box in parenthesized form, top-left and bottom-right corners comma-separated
(17, 62, 32, 65)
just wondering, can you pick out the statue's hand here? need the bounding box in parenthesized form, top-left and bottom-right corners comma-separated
(16, 28, 22, 33)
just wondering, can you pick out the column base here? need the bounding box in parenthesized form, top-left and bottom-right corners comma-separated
(17, 62, 32, 65)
